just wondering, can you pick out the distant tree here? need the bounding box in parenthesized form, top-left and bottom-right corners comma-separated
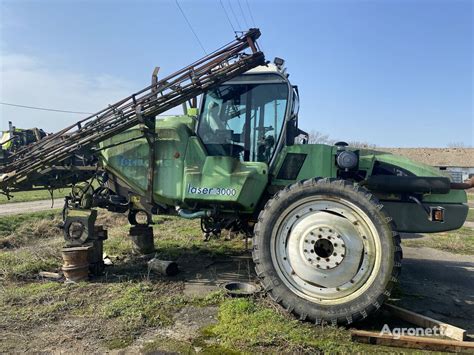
(307, 130, 377, 148)
(347, 141, 377, 149)
(308, 130, 336, 145)
(447, 142, 472, 148)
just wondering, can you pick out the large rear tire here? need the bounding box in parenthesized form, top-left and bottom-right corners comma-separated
(252, 178, 402, 325)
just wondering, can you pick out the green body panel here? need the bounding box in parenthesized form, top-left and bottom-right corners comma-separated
(270, 145, 466, 205)
(183, 137, 267, 211)
(99, 111, 466, 232)
(152, 116, 195, 205)
(268, 144, 467, 232)
(358, 149, 467, 232)
(99, 129, 149, 195)
(270, 144, 338, 185)
(359, 149, 467, 204)
(100, 116, 267, 211)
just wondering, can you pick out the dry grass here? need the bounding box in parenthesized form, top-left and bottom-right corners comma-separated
(467, 209, 474, 222)
(0, 217, 61, 249)
(0, 189, 66, 204)
(402, 227, 474, 255)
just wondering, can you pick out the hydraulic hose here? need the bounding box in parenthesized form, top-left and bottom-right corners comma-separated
(175, 206, 212, 219)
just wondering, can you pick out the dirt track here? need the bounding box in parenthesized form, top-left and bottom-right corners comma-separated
(397, 245, 474, 336)
(0, 199, 63, 216)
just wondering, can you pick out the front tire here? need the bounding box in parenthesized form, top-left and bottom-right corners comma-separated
(252, 178, 402, 325)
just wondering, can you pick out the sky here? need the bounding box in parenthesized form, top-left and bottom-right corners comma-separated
(0, 0, 472, 147)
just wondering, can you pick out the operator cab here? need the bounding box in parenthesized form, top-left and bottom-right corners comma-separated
(198, 62, 299, 164)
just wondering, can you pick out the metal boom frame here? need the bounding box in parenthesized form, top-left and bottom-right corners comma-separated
(0, 29, 264, 193)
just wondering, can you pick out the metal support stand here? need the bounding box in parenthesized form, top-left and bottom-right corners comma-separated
(62, 208, 108, 277)
(86, 226, 108, 276)
(129, 225, 155, 255)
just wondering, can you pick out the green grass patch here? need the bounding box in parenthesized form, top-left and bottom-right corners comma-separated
(0, 210, 61, 237)
(103, 215, 246, 260)
(0, 211, 382, 353)
(403, 227, 474, 255)
(0, 241, 63, 280)
(205, 298, 356, 353)
(0, 281, 89, 327)
(141, 336, 201, 354)
(0, 210, 62, 248)
(101, 283, 176, 327)
(0, 189, 68, 204)
(0, 280, 188, 350)
(468, 193, 474, 202)
(466, 209, 474, 222)
(0, 210, 64, 279)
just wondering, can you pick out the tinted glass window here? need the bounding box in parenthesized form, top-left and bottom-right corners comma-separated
(198, 82, 288, 162)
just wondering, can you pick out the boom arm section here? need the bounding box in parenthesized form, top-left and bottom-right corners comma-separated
(0, 29, 265, 193)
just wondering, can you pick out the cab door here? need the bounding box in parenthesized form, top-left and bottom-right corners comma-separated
(183, 73, 290, 211)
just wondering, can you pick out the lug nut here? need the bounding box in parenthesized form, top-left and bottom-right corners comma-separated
(333, 252, 337, 256)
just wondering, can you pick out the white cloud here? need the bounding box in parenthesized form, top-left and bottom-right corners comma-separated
(0, 51, 133, 132)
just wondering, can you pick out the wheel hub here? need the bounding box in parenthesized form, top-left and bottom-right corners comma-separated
(273, 199, 379, 302)
(302, 227, 346, 269)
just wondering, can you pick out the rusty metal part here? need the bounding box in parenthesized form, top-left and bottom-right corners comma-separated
(450, 176, 474, 190)
(129, 225, 155, 255)
(61, 246, 91, 282)
(63, 209, 98, 246)
(148, 258, 179, 276)
(0, 29, 264, 193)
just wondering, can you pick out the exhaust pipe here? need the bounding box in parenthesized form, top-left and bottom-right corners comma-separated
(450, 176, 474, 190)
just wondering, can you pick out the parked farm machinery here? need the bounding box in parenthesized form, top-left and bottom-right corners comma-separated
(0, 29, 471, 325)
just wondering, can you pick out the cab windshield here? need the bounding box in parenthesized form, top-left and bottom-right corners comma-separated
(198, 75, 289, 162)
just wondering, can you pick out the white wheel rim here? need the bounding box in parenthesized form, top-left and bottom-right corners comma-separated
(271, 196, 382, 305)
